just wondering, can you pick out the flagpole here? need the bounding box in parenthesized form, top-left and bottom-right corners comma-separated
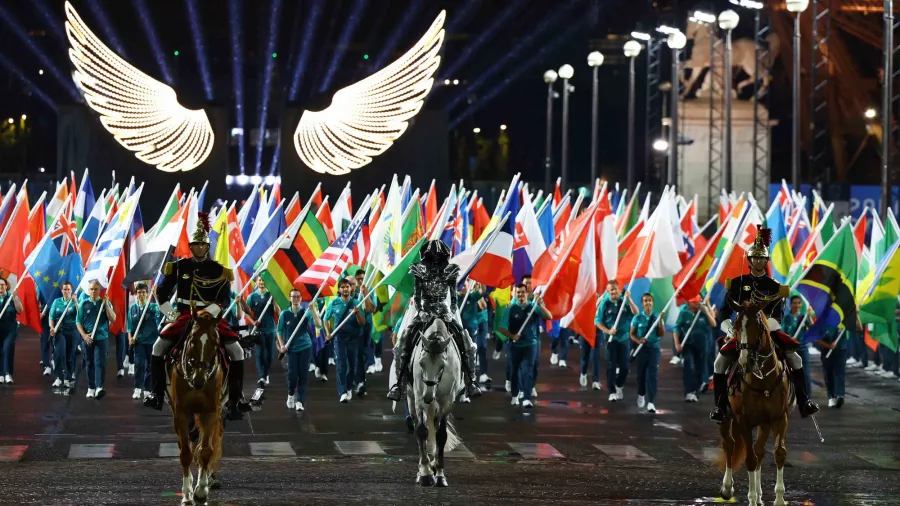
(133, 245, 174, 339)
(515, 203, 597, 336)
(790, 220, 852, 293)
(825, 328, 845, 359)
(678, 305, 715, 348)
(608, 188, 670, 342)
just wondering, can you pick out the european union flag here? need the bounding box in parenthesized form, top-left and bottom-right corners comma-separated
(27, 239, 63, 302)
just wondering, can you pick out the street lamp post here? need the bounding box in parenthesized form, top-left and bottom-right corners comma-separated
(588, 51, 605, 186)
(558, 64, 575, 190)
(719, 10, 740, 193)
(624, 41, 642, 192)
(666, 31, 686, 188)
(883, 0, 893, 216)
(543, 69, 558, 193)
(786, 0, 809, 192)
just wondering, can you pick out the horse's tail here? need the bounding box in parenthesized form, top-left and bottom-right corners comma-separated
(444, 415, 462, 453)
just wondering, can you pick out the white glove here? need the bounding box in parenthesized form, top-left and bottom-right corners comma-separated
(720, 319, 734, 337)
(767, 318, 781, 332)
(159, 301, 176, 322)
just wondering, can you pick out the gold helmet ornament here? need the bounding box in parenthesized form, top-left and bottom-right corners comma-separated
(746, 225, 771, 259)
(190, 212, 211, 245)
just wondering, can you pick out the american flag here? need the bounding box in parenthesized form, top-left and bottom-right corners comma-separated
(296, 212, 368, 289)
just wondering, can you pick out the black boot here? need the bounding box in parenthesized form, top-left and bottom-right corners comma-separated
(386, 353, 409, 401)
(142, 355, 166, 410)
(791, 368, 819, 417)
(709, 373, 729, 424)
(463, 345, 482, 397)
(226, 360, 252, 420)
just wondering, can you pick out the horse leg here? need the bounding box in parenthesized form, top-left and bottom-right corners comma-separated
(193, 412, 218, 504)
(753, 425, 770, 506)
(773, 414, 789, 506)
(742, 426, 760, 506)
(415, 414, 434, 486)
(719, 421, 735, 500)
(174, 412, 194, 506)
(434, 416, 449, 487)
(426, 406, 438, 474)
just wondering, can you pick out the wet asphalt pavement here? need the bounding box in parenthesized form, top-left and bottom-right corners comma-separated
(1, 331, 899, 505)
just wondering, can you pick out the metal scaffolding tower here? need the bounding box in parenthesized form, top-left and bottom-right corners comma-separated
(707, 29, 725, 219)
(644, 38, 663, 186)
(809, 0, 833, 185)
(751, 10, 773, 204)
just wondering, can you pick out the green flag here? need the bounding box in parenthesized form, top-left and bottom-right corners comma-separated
(858, 240, 900, 352)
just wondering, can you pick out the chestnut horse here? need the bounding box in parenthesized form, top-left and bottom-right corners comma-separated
(169, 316, 225, 505)
(718, 296, 792, 506)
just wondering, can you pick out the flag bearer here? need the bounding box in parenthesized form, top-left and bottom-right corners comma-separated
(49, 282, 79, 389)
(277, 289, 322, 412)
(0, 277, 23, 385)
(324, 277, 366, 403)
(499, 283, 552, 408)
(76, 280, 116, 399)
(350, 272, 375, 396)
(461, 282, 491, 383)
(630, 293, 665, 413)
(595, 281, 638, 398)
(247, 277, 278, 388)
(127, 283, 162, 400)
(673, 296, 715, 402)
(781, 295, 812, 395)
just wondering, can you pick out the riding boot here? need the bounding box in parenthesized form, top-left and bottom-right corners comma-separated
(709, 373, 729, 424)
(226, 360, 252, 420)
(463, 345, 482, 397)
(142, 355, 166, 410)
(387, 329, 415, 401)
(791, 368, 819, 417)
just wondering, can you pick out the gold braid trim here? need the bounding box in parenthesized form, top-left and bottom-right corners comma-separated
(163, 262, 175, 276)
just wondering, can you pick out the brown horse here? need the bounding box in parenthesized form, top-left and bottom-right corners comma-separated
(718, 297, 792, 506)
(169, 316, 225, 506)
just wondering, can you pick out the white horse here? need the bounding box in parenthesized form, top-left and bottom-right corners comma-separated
(681, 19, 780, 99)
(407, 319, 463, 487)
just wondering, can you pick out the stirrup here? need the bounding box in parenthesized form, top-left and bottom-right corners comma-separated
(386, 383, 403, 401)
(466, 381, 482, 397)
(709, 407, 727, 424)
(143, 393, 163, 410)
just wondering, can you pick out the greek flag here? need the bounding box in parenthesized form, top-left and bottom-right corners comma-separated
(81, 187, 142, 290)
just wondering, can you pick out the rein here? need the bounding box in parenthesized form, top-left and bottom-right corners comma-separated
(734, 312, 785, 398)
(179, 318, 221, 385)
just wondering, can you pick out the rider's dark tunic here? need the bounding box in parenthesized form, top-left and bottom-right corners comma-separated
(156, 257, 239, 344)
(718, 273, 799, 356)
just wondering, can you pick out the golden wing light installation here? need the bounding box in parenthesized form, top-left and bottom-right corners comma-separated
(294, 10, 446, 176)
(64, 1, 213, 173)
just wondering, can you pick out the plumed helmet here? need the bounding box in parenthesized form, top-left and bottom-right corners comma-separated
(747, 225, 771, 259)
(421, 239, 451, 263)
(190, 212, 211, 245)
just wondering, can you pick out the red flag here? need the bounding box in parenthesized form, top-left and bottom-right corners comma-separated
(553, 179, 562, 209)
(26, 198, 46, 258)
(532, 204, 596, 319)
(16, 275, 42, 333)
(852, 211, 867, 258)
(563, 213, 598, 345)
(472, 198, 490, 242)
(424, 182, 438, 231)
(317, 200, 335, 243)
(674, 223, 727, 302)
(285, 195, 303, 226)
(0, 198, 30, 284)
(553, 202, 572, 238)
(106, 253, 127, 335)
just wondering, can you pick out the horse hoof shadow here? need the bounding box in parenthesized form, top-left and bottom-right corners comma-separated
(418, 475, 436, 487)
(434, 476, 449, 487)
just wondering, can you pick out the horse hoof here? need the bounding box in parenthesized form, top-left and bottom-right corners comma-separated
(434, 476, 449, 487)
(419, 475, 436, 487)
(193, 495, 207, 506)
(774, 498, 786, 506)
(720, 487, 733, 500)
(405, 416, 415, 434)
(181, 499, 194, 506)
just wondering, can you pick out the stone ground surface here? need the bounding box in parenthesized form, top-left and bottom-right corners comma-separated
(1, 331, 899, 505)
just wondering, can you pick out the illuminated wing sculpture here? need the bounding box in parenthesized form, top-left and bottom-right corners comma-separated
(64, 1, 214, 173)
(294, 11, 445, 176)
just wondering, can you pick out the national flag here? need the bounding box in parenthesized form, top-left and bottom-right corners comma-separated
(238, 203, 286, 277)
(260, 208, 330, 302)
(616, 196, 684, 287)
(858, 239, 900, 352)
(400, 190, 424, 255)
(378, 237, 427, 298)
(679, 199, 697, 262)
(26, 233, 64, 302)
(81, 189, 141, 290)
(128, 203, 146, 269)
(560, 211, 598, 344)
(238, 185, 260, 244)
(512, 190, 545, 282)
(594, 194, 618, 291)
(78, 189, 109, 262)
(26, 192, 47, 258)
(295, 209, 369, 292)
(674, 221, 727, 302)
(796, 223, 858, 343)
(0, 184, 17, 234)
(767, 202, 793, 283)
(317, 199, 336, 244)
(285, 191, 303, 226)
(552, 178, 562, 210)
(452, 212, 515, 289)
(332, 185, 353, 236)
(45, 182, 69, 229)
(424, 180, 438, 231)
(853, 208, 868, 258)
(0, 198, 30, 290)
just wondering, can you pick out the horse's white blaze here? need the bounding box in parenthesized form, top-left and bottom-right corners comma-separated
(738, 315, 749, 368)
(200, 332, 208, 351)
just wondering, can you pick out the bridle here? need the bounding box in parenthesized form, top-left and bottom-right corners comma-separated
(179, 319, 221, 386)
(735, 290, 785, 396)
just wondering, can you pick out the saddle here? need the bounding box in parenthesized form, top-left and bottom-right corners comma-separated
(164, 321, 231, 387)
(724, 357, 791, 401)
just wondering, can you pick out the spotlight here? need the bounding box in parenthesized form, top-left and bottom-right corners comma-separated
(174, 50, 179, 56)
(363, 53, 369, 60)
(444, 79, 451, 85)
(630, 31, 651, 41)
(7, 118, 12, 124)
(272, 52, 277, 58)
(236, 173, 249, 186)
(500, 124, 507, 130)
(653, 139, 669, 152)
(21, 114, 26, 120)
(473, 127, 481, 133)
(264, 175, 276, 185)
(865, 108, 877, 119)
(39, 167, 45, 173)
(250, 174, 262, 185)
(226, 175, 235, 185)
(453, 79, 459, 85)
(38, 69, 44, 75)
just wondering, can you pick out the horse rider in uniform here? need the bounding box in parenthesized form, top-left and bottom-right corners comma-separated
(709, 226, 820, 424)
(143, 214, 253, 420)
(386, 239, 482, 401)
